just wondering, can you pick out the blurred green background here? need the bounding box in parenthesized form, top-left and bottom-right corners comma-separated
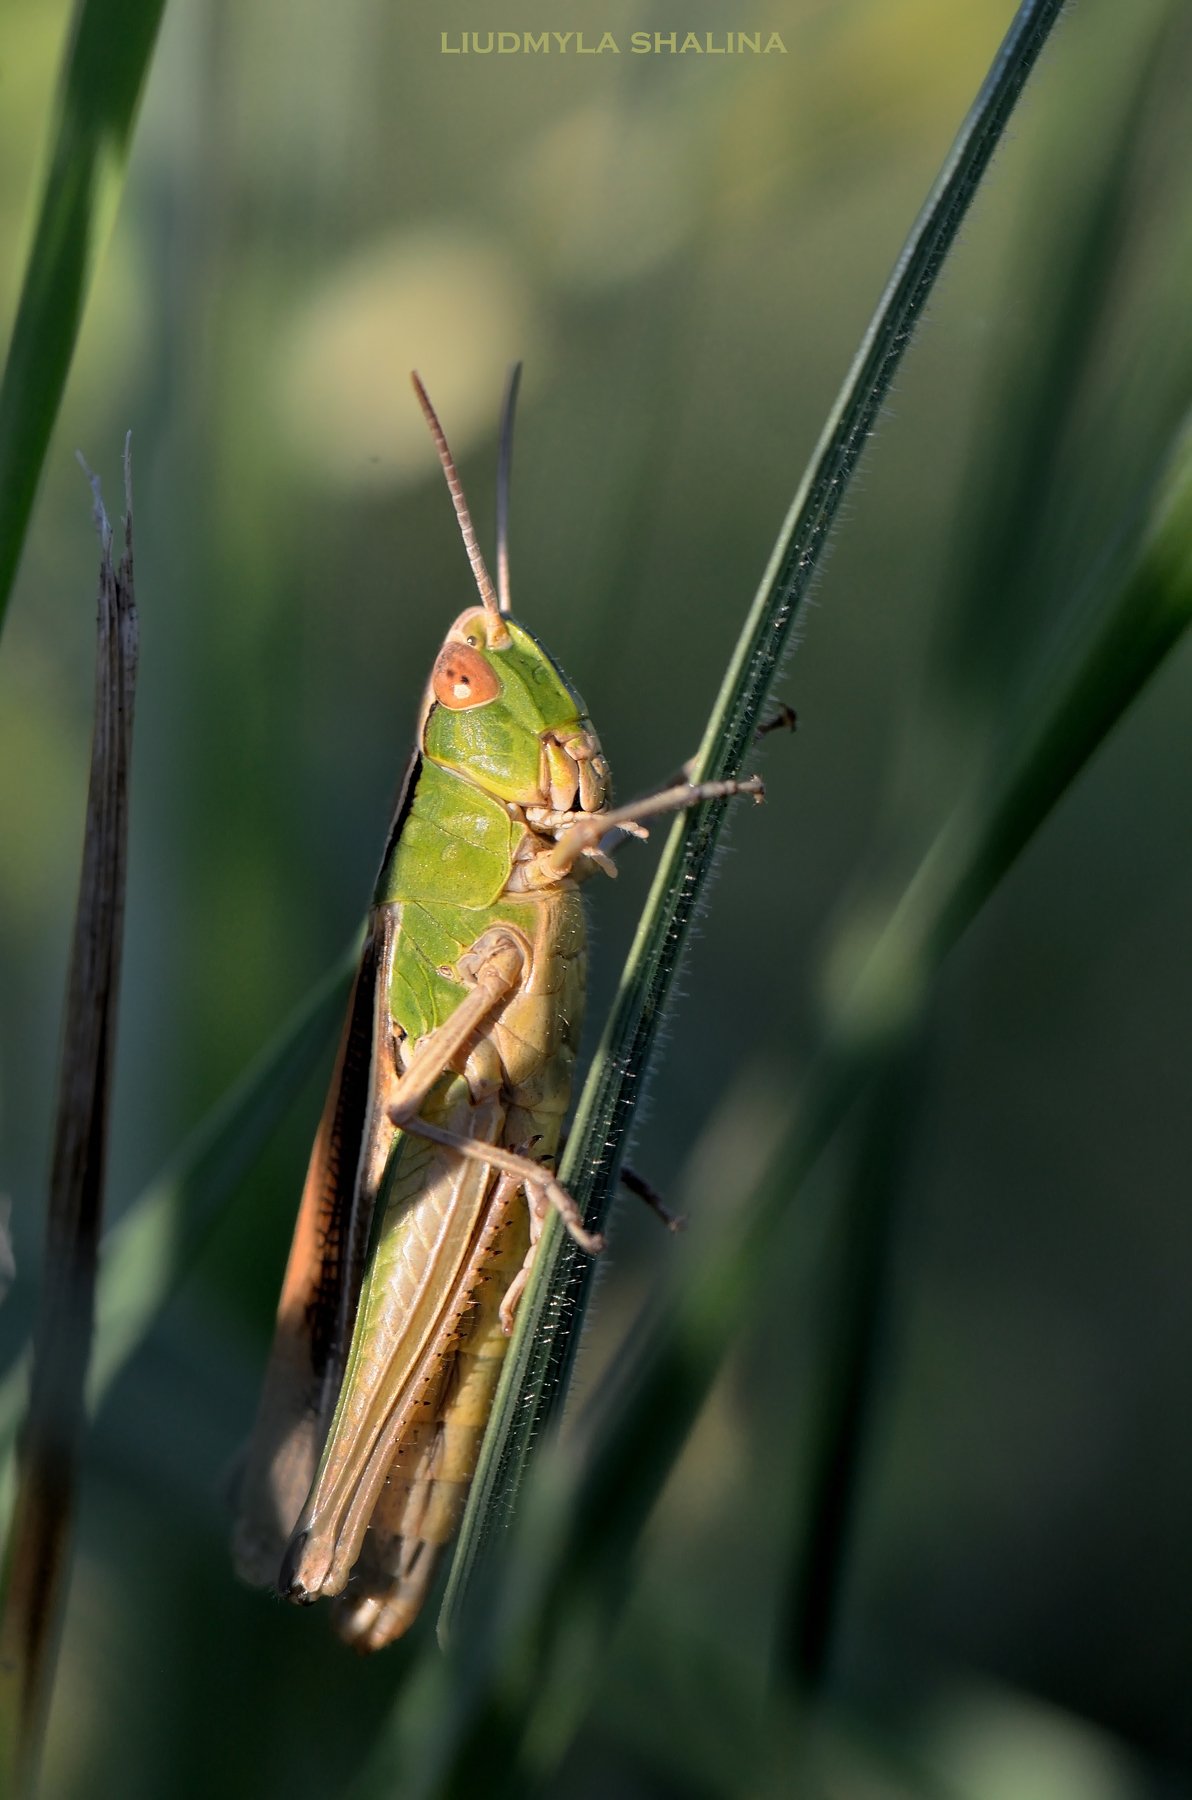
(1, 0, 1190, 1794)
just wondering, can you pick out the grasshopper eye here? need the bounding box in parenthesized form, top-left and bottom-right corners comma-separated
(432, 643, 500, 710)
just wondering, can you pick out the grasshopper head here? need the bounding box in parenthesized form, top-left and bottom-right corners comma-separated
(410, 370, 609, 817)
(422, 607, 609, 815)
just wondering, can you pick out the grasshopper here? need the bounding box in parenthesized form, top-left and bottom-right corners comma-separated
(233, 370, 762, 1649)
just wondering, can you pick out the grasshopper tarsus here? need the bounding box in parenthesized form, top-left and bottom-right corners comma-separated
(620, 1164, 686, 1233)
(756, 702, 797, 740)
(583, 773, 765, 868)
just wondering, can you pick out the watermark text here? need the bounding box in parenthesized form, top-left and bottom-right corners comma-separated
(440, 30, 788, 56)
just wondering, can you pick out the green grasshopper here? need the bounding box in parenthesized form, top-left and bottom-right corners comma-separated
(233, 370, 762, 1650)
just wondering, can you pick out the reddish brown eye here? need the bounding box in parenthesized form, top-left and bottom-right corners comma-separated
(432, 642, 500, 710)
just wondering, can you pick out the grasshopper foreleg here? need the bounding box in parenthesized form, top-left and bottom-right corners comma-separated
(652, 706, 798, 795)
(544, 774, 764, 880)
(591, 711, 793, 860)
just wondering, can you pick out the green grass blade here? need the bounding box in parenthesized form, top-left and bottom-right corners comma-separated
(544, 408, 1192, 1732)
(0, 0, 168, 634)
(441, 0, 1069, 1650)
(588, 413, 1192, 1708)
(375, 413, 1192, 1799)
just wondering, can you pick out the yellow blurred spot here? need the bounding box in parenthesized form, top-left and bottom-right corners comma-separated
(512, 103, 696, 289)
(271, 229, 535, 492)
(826, 0, 1009, 140)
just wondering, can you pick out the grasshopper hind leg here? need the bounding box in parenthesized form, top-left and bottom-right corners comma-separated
(331, 1173, 528, 1651)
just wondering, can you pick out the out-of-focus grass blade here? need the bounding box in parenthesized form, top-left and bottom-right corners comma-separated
(441, 0, 1069, 1653)
(0, 0, 168, 634)
(362, 417, 1192, 1797)
(0, 451, 138, 1798)
(780, 1036, 928, 1693)
(0, 947, 355, 1482)
(936, 0, 1177, 706)
(86, 945, 355, 1410)
(780, 4, 1186, 1691)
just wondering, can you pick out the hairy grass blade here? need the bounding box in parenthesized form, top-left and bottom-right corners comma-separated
(442, 0, 1071, 1650)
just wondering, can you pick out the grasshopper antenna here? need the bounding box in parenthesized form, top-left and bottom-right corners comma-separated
(495, 361, 522, 616)
(411, 371, 509, 646)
